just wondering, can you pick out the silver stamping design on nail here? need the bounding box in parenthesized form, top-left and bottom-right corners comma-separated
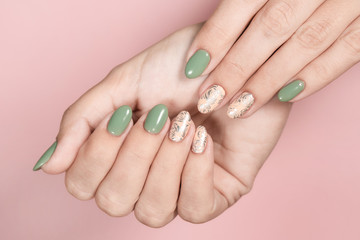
(227, 92, 254, 119)
(169, 111, 191, 142)
(192, 125, 207, 154)
(197, 85, 225, 114)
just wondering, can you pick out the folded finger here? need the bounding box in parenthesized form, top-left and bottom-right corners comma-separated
(178, 127, 228, 223)
(95, 104, 170, 217)
(64, 106, 133, 200)
(134, 111, 195, 228)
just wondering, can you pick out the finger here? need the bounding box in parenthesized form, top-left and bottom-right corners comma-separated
(134, 111, 195, 228)
(185, 0, 267, 79)
(279, 16, 360, 102)
(95, 104, 170, 217)
(227, 0, 360, 118)
(64, 106, 133, 200)
(196, 0, 324, 113)
(36, 65, 138, 174)
(178, 127, 228, 224)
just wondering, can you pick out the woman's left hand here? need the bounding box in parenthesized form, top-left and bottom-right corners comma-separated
(185, 0, 360, 118)
(37, 24, 291, 227)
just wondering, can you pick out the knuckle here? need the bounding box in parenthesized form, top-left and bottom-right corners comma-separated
(225, 59, 247, 79)
(203, 20, 232, 45)
(310, 61, 330, 82)
(238, 179, 253, 197)
(95, 191, 133, 217)
(109, 64, 122, 74)
(65, 177, 93, 200)
(60, 104, 81, 131)
(82, 138, 106, 162)
(177, 205, 211, 224)
(295, 20, 331, 50)
(134, 204, 173, 228)
(260, 1, 293, 37)
(108, 64, 124, 79)
(223, 178, 251, 206)
(126, 149, 148, 163)
(62, 104, 75, 121)
(341, 28, 360, 56)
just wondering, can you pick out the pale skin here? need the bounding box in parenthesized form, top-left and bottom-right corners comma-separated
(188, 0, 360, 117)
(38, 24, 291, 227)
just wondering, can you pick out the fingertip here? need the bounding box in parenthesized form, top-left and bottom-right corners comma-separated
(191, 125, 211, 154)
(32, 141, 57, 172)
(185, 49, 211, 79)
(41, 119, 91, 174)
(40, 140, 70, 175)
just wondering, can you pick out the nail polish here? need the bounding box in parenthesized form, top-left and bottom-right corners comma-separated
(33, 141, 57, 171)
(144, 104, 168, 134)
(192, 126, 207, 154)
(169, 111, 191, 142)
(107, 105, 132, 136)
(227, 92, 254, 119)
(278, 80, 305, 102)
(197, 85, 225, 114)
(185, 50, 210, 79)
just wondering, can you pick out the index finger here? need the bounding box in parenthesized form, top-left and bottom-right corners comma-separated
(185, 0, 267, 79)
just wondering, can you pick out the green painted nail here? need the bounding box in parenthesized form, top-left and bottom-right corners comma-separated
(33, 141, 57, 171)
(107, 105, 132, 136)
(144, 104, 168, 134)
(185, 49, 210, 79)
(278, 80, 305, 102)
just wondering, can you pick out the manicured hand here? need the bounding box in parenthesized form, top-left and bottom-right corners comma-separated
(33, 24, 291, 227)
(185, 0, 360, 118)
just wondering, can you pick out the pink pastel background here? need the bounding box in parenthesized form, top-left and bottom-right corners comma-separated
(1, 0, 359, 239)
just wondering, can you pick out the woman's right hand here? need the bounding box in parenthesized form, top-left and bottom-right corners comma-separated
(34, 24, 292, 227)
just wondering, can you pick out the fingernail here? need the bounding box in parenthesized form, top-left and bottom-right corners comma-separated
(227, 92, 254, 119)
(192, 126, 207, 154)
(144, 104, 168, 134)
(169, 111, 191, 142)
(278, 80, 305, 102)
(33, 141, 57, 171)
(197, 85, 225, 114)
(107, 105, 132, 136)
(185, 49, 210, 79)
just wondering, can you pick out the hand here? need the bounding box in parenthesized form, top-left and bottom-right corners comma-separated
(33, 24, 291, 227)
(185, 0, 360, 118)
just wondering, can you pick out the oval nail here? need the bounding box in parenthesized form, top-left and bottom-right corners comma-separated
(197, 85, 225, 114)
(185, 50, 210, 79)
(278, 80, 305, 102)
(107, 105, 132, 136)
(33, 141, 57, 171)
(144, 104, 168, 134)
(192, 125, 208, 154)
(169, 111, 191, 142)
